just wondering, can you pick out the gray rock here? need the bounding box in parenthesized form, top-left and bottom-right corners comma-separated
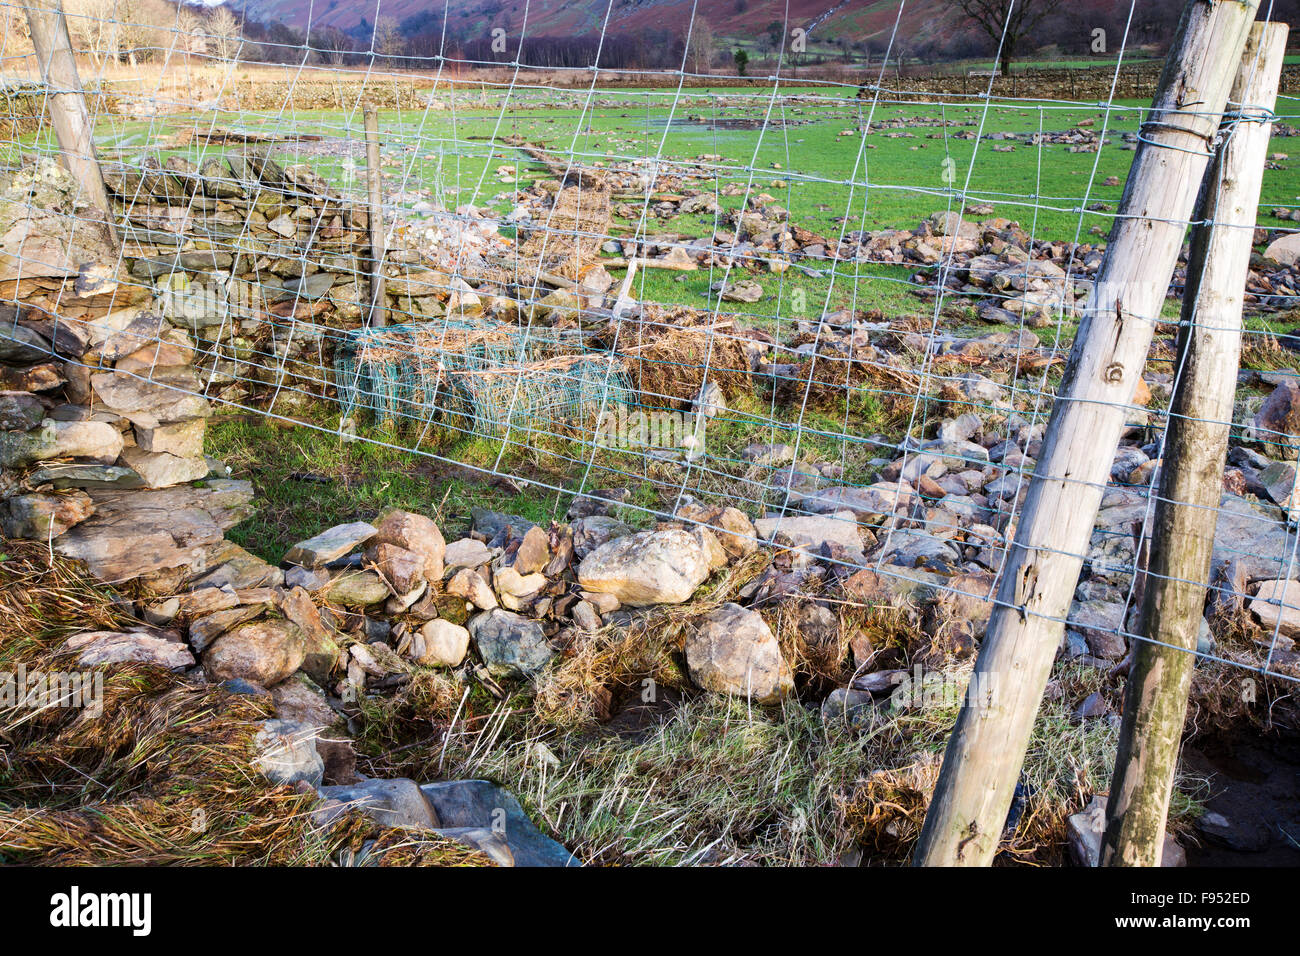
(0, 390, 45, 430)
(1069, 600, 1128, 659)
(799, 482, 916, 520)
(62, 630, 195, 671)
(468, 609, 555, 679)
(285, 564, 332, 591)
(1249, 578, 1300, 640)
(570, 515, 633, 560)
(754, 510, 863, 566)
(284, 521, 377, 567)
(0, 419, 123, 467)
(443, 537, 495, 573)
(119, 446, 209, 488)
(135, 418, 206, 459)
(742, 442, 796, 466)
(322, 570, 390, 607)
(54, 480, 255, 584)
(318, 778, 440, 829)
(421, 780, 579, 866)
(253, 719, 324, 787)
(821, 686, 874, 722)
(24, 463, 144, 490)
(1259, 460, 1300, 523)
(89, 368, 210, 426)
(471, 507, 535, 540)
(0, 325, 52, 364)
(1068, 796, 1184, 866)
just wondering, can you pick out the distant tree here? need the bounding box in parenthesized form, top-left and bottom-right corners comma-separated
(765, 19, 782, 49)
(204, 5, 242, 62)
(311, 25, 355, 65)
(373, 16, 404, 65)
(685, 17, 714, 73)
(950, 0, 1063, 75)
(732, 48, 748, 75)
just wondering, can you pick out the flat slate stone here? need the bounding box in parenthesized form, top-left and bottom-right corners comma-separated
(54, 480, 254, 584)
(421, 780, 580, 867)
(284, 521, 377, 568)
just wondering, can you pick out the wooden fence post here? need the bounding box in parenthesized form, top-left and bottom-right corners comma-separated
(912, 0, 1259, 867)
(364, 104, 387, 328)
(1101, 20, 1288, 867)
(22, 0, 117, 245)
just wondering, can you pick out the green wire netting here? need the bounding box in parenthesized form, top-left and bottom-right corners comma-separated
(334, 318, 632, 444)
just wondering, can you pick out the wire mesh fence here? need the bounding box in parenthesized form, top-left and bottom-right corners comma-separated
(4, 0, 1300, 755)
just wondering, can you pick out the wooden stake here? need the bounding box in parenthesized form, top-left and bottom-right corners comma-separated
(913, 0, 1260, 868)
(364, 104, 387, 328)
(22, 0, 117, 245)
(1101, 21, 1288, 868)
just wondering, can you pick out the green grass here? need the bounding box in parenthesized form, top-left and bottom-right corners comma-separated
(208, 407, 561, 561)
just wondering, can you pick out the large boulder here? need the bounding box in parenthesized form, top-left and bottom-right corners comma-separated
(684, 603, 793, 704)
(577, 529, 711, 606)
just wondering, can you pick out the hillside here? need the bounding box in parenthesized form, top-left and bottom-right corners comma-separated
(228, 0, 1017, 48)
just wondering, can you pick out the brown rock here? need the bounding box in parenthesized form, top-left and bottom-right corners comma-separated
(203, 620, 305, 686)
(447, 567, 498, 610)
(0, 490, 94, 539)
(277, 586, 341, 684)
(512, 525, 551, 575)
(372, 509, 446, 583)
(367, 541, 425, 595)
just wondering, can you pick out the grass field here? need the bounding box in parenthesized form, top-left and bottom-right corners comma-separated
(45, 85, 1294, 554)
(20, 85, 1288, 343)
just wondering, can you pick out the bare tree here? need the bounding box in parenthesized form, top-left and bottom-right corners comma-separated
(64, 0, 120, 68)
(685, 17, 714, 74)
(373, 17, 404, 66)
(175, 4, 207, 60)
(951, 0, 1062, 75)
(204, 5, 242, 62)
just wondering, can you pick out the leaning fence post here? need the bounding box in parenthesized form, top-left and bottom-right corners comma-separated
(913, 0, 1260, 867)
(22, 0, 117, 245)
(364, 104, 387, 328)
(1101, 20, 1288, 868)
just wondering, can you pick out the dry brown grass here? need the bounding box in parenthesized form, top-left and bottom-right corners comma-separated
(0, 540, 484, 865)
